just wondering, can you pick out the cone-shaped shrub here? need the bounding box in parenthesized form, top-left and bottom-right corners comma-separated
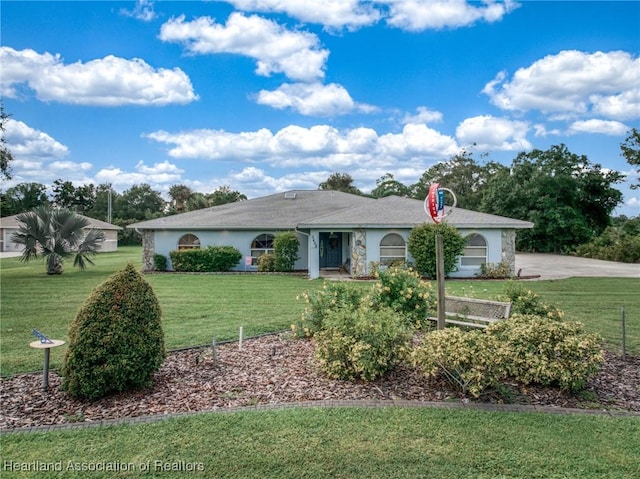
(62, 263, 165, 399)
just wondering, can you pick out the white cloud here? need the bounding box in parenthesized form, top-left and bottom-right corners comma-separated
(0, 47, 198, 106)
(159, 13, 329, 82)
(5, 119, 69, 159)
(383, 0, 519, 31)
(95, 161, 184, 189)
(402, 106, 444, 125)
(456, 115, 531, 151)
(223, 0, 381, 31)
(120, 0, 157, 22)
(0, 119, 99, 187)
(483, 50, 640, 121)
(146, 123, 460, 169)
(378, 123, 459, 158)
(567, 119, 630, 136)
(256, 82, 375, 116)
(625, 196, 640, 209)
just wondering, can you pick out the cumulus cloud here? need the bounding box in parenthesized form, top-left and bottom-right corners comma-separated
(223, 0, 381, 30)
(402, 106, 444, 125)
(0, 47, 198, 106)
(456, 115, 532, 151)
(383, 0, 519, 31)
(0, 119, 99, 186)
(95, 160, 184, 189)
(5, 119, 69, 159)
(145, 123, 460, 172)
(120, 0, 157, 22)
(256, 82, 376, 116)
(567, 119, 630, 136)
(483, 50, 640, 121)
(159, 13, 329, 82)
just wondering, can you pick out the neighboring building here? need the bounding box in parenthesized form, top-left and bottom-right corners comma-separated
(0, 214, 121, 253)
(129, 190, 533, 279)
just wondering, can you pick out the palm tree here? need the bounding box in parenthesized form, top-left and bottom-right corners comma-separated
(11, 206, 105, 274)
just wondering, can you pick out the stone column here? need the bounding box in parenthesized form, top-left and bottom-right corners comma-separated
(501, 229, 516, 275)
(351, 229, 367, 277)
(141, 230, 155, 272)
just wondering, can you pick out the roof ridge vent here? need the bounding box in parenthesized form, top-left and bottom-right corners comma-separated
(284, 192, 297, 199)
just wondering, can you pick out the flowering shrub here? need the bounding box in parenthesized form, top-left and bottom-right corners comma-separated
(487, 315, 604, 391)
(411, 328, 505, 397)
(293, 282, 364, 338)
(501, 282, 564, 320)
(369, 265, 436, 329)
(478, 261, 513, 279)
(314, 305, 411, 381)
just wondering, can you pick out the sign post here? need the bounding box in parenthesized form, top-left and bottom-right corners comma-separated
(424, 184, 457, 330)
(435, 234, 446, 330)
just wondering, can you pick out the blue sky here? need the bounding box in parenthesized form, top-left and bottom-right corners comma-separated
(2, 1, 639, 216)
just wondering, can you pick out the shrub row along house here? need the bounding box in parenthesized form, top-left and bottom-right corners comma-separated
(129, 190, 533, 279)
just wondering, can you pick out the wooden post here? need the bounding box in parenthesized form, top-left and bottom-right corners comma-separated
(622, 306, 626, 362)
(436, 234, 446, 330)
(211, 336, 217, 366)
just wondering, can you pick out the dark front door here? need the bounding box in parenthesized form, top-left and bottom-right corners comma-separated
(319, 232, 342, 268)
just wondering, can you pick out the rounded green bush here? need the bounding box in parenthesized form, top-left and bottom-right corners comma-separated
(61, 263, 166, 400)
(314, 305, 411, 381)
(407, 222, 467, 278)
(487, 314, 603, 391)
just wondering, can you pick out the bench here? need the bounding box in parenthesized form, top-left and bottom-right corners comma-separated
(429, 295, 512, 329)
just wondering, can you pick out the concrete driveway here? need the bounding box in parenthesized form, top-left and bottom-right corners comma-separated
(515, 253, 640, 280)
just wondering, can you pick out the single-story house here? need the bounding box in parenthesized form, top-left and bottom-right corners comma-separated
(0, 213, 121, 253)
(129, 190, 533, 279)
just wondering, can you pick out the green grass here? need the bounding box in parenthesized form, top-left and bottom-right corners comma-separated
(1, 248, 638, 375)
(0, 247, 308, 375)
(1, 407, 638, 479)
(444, 278, 640, 355)
(2, 251, 639, 478)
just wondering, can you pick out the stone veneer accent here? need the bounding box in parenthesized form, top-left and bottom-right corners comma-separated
(351, 229, 367, 277)
(142, 230, 155, 272)
(501, 229, 516, 274)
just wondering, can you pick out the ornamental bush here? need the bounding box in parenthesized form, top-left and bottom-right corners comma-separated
(407, 222, 467, 278)
(169, 246, 242, 272)
(257, 252, 277, 272)
(411, 328, 506, 397)
(368, 265, 435, 329)
(153, 253, 167, 271)
(293, 282, 364, 337)
(501, 282, 564, 320)
(487, 315, 604, 391)
(273, 231, 300, 271)
(61, 264, 165, 400)
(314, 305, 411, 381)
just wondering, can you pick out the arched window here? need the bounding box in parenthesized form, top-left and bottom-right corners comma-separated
(461, 234, 487, 266)
(251, 233, 274, 265)
(178, 233, 201, 250)
(379, 233, 406, 265)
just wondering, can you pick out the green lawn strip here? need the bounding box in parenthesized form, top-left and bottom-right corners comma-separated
(1, 408, 638, 479)
(2, 248, 638, 376)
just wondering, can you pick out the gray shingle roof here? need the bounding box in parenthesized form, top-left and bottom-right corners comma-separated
(128, 190, 374, 230)
(299, 195, 534, 229)
(0, 213, 121, 230)
(129, 191, 533, 231)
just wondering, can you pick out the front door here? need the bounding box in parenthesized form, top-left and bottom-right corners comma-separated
(319, 232, 342, 268)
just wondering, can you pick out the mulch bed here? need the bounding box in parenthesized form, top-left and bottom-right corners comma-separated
(1, 333, 639, 430)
